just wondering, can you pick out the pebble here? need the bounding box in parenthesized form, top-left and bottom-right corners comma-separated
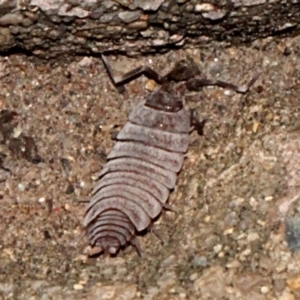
(260, 286, 269, 294)
(131, 0, 164, 10)
(0, 13, 25, 26)
(202, 10, 227, 21)
(118, 11, 141, 23)
(247, 232, 260, 242)
(213, 244, 222, 253)
(145, 79, 156, 91)
(194, 3, 214, 12)
(73, 284, 84, 290)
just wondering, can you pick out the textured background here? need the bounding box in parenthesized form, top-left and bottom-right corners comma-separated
(1, 1, 300, 298)
(1, 33, 300, 298)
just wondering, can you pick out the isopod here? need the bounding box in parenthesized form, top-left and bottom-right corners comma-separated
(83, 55, 259, 256)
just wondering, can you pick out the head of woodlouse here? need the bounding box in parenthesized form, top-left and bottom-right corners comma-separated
(165, 58, 200, 82)
(145, 90, 183, 113)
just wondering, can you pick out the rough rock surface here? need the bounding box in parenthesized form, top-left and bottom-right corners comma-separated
(0, 0, 299, 59)
(1, 35, 300, 299)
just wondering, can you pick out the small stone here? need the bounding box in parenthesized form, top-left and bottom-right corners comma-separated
(257, 219, 265, 227)
(252, 121, 260, 133)
(131, 0, 164, 11)
(73, 284, 84, 290)
(213, 244, 222, 253)
(264, 196, 273, 201)
(78, 57, 93, 67)
(192, 256, 209, 267)
(247, 232, 260, 242)
(249, 197, 258, 209)
(38, 197, 45, 203)
(236, 233, 246, 240)
(90, 8, 105, 19)
(3, 248, 15, 260)
(118, 11, 141, 23)
(115, 0, 131, 6)
(260, 286, 269, 294)
(99, 13, 115, 23)
(80, 181, 85, 188)
(202, 10, 227, 20)
(103, 1, 115, 9)
(18, 183, 25, 191)
(195, 3, 214, 12)
(189, 273, 198, 281)
(127, 21, 148, 29)
(145, 79, 156, 91)
(235, 0, 266, 6)
(223, 228, 234, 235)
(0, 13, 24, 26)
(218, 251, 225, 258)
(204, 215, 211, 223)
(58, 4, 89, 18)
(64, 203, 71, 211)
(226, 260, 241, 268)
(13, 126, 22, 138)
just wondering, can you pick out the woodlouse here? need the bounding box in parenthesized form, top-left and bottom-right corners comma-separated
(83, 56, 259, 256)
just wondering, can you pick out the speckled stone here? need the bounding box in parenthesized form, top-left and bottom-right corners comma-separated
(0, 13, 25, 26)
(118, 11, 141, 23)
(0, 0, 295, 59)
(202, 10, 228, 20)
(130, 0, 165, 10)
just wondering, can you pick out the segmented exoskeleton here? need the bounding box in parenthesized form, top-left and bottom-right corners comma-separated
(83, 56, 259, 256)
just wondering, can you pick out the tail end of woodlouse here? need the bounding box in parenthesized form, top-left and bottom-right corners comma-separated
(105, 246, 118, 256)
(83, 245, 103, 256)
(83, 245, 120, 257)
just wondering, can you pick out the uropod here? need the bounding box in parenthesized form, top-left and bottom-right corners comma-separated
(83, 55, 259, 257)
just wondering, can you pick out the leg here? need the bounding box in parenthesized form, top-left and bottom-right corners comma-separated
(191, 109, 210, 136)
(186, 73, 260, 94)
(101, 54, 164, 92)
(130, 236, 144, 257)
(148, 223, 166, 245)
